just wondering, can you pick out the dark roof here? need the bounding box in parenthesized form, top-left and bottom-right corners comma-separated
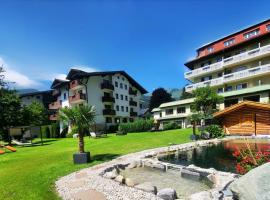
(51, 79, 69, 89)
(19, 90, 52, 97)
(66, 69, 148, 94)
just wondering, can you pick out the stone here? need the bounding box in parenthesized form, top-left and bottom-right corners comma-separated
(73, 152, 90, 164)
(135, 182, 157, 194)
(127, 161, 138, 169)
(68, 180, 85, 189)
(103, 169, 118, 179)
(115, 175, 125, 183)
(71, 189, 106, 200)
(157, 188, 177, 200)
(189, 191, 212, 200)
(125, 178, 135, 187)
(181, 169, 200, 181)
(229, 163, 270, 200)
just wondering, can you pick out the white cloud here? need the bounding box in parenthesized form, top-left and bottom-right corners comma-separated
(0, 57, 41, 88)
(71, 65, 99, 73)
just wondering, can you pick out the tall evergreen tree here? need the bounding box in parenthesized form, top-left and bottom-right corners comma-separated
(149, 88, 173, 111)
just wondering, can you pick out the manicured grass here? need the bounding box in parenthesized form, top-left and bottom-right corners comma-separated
(0, 129, 192, 200)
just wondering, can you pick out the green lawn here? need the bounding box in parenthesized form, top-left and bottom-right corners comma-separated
(0, 129, 192, 200)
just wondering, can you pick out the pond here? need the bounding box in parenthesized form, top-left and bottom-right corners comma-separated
(120, 166, 210, 199)
(158, 139, 270, 173)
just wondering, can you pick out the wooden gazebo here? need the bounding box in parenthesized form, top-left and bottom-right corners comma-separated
(214, 101, 270, 135)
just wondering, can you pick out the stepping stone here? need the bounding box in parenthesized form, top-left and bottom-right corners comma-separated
(68, 180, 85, 189)
(72, 189, 106, 200)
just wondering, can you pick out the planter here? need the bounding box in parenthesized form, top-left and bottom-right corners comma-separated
(73, 152, 90, 164)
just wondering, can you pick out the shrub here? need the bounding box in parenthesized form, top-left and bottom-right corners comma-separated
(51, 123, 60, 138)
(118, 119, 154, 134)
(106, 125, 118, 133)
(163, 122, 181, 130)
(205, 124, 224, 138)
(41, 125, 51, 138)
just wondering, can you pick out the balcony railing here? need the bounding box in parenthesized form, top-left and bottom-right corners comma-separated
(129, 100, 137, 107)
(185, 63, 270, 92)
(52, 89, 61, 96)
(130, 111, 138, 117)
(102, 96, 115, 103)
(101, 81, 114, 90)
(49, 114, 58, 121)
(129, 88, 137, 95)
(49, 100, 62, 110)
(69, 93, 86, 103)
(103, 109, 116, 116)
(70, 80, 84, 90)
(185, 43, 270, 79)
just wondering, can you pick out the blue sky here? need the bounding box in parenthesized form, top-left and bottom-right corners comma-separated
(0, 0, 269, 92)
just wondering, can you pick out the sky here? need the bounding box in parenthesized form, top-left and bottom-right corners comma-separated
(0, 0, 269, 93)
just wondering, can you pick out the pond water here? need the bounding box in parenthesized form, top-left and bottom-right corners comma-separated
(158, 139, 270, 173)
(120, 167, 210, 199)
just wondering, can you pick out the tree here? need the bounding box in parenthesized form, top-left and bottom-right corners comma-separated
(0, 89, 22, 143)
(180, 86, 194, 100)
(21, 102, 49, 126)
(149, 88, 173, 111)
(59, 105, 95, 156)
(0, 65, 7, 88)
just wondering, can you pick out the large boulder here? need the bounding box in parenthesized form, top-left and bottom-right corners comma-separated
(157, 188, 177, 200)
(103, 168, 119, 179)
(135, 182, 157, 194)
(115, 175, 125, 184)
(229, 163, 270, 200)
(125, 178, 135, 187)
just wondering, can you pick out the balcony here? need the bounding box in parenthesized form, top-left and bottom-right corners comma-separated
(70, 80, 84, 90)
(49, 100, 62, 110)
(52, 89, 61, 96)
(49, 114, 58, 121)
(69, 93, 86, 104)
(185, 63, 270, 92)
(102, 96, 115, 103)
(101, 81, 114, 90)
(185, 43, 270, 80)
(103, 109, 116, 116)
(129, 88, 137, 95)
(129, 100, 137, 107)
(130, 111, 138, 117)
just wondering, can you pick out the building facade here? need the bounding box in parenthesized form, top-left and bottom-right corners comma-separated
(20, 90, 54, 109)
(49, 69, 148, 131)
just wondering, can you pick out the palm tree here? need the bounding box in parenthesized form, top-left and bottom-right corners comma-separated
(59, 105, 95, 154)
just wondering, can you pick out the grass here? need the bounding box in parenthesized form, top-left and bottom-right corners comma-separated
(0, 129, 192, 200)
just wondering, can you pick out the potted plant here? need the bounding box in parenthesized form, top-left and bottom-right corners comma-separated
(59, 105, 95, 164)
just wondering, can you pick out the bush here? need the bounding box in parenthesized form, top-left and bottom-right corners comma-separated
(163, 122, 181, 130)
(51, 123, 60, 138)
(205, 124, 224, 138)
(118, 119, 154, 134)
(106, 125, 118, 133)
(41, 125, 51, 138)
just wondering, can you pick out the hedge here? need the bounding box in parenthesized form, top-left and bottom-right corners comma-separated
(118, 119, 154, 134)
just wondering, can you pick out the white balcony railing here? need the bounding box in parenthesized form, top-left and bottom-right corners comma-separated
(185, 63, 270, 92)
(185, 43, 270, 79)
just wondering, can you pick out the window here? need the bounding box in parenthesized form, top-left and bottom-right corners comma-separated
(117, 76, 120, 79)
(217, 88, 224, 93)
(225, 98, 238, 107)
(116, 93, 119, 99)
(233, 66, 247, 73)
(125, 84, 128, 90)
(122, 77, 125, 81)
(121, 106, 124, 112)
(225, 86, 233, 92)
(224, 38, 235, 47)
(218, 72, 223, 77)
(106, 117, 112, 123)
(236, 83, 247, 90)
(243, 95, 260, 102)
(120, 83, 123, 89)
(177, 107, 186, 114)
(216, 57, 222, 62)
(267, 24, 270, 31)
(116, 105, 119, 111)
(207, 46, 214, 53)
(140, 103, 143, 109)
(105, 104, 111, 109)
(115, 81, 118, 87)
(63, 92, 67, 100)
(120, 94, 123, 100)
(125, 96, 128, 101)
(159, 112, 162, 117)
(201, 75, 212, 82)
(126, 107, 129, 112)
(165, 109, 173, 115)
(243, 29, 260, 39)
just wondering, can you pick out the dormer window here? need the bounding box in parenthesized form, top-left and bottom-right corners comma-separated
(224, 38, 235, 47)
(243, 29, 260, 39)
(207, 46, 214, 53)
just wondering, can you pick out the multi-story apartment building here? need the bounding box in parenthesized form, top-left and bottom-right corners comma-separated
(153, 19, 270, 129)
(49, 69, 148, 131)
(20, 90, 54, 109)
(185, 19, 270, 109)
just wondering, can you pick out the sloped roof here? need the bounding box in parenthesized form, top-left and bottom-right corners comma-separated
(66, 69, 148, 94)
(214, 101, 270, 118)
(51, 79, 69, 89)
(159, 98, 194, 108)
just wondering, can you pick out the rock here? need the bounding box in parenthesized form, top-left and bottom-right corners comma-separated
(127, 160, 142, 169)
(103, 168, 119, 179)
(115, 175, 125, 183)
(135, 182, 157, 194)
(189, 191, 212, 200)
(181, 169, 200, 181)
(229, 163, 270, 200)
(157, 188, 177, 200)
(125, 178, 135, 187)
